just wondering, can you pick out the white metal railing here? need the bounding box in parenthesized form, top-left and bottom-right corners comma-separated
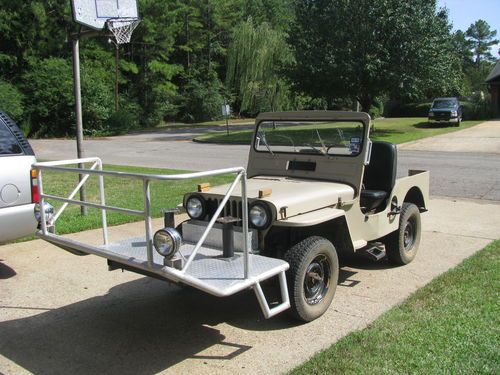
(34, 158, 250, 277)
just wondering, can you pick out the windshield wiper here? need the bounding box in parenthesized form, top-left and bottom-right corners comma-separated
(315, 129, 327, 154)
(257, 131, 274, 155)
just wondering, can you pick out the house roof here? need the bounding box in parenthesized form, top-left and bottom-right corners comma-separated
(486, 61, 500, 83)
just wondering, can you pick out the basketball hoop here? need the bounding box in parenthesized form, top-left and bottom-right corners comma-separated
(106, 17, 140, 44)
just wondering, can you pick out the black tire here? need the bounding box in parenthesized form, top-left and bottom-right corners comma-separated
(384, 203, 421, 265)
(456, 117, 461, 127)
(284, 236, 339, 322)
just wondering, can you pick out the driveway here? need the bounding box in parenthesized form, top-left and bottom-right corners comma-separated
(399, 120, 500, 153)
(1, 198, 499, 374)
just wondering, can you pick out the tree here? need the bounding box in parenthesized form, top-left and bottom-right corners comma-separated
(288, 0, 464, 111)
(466, 20, 499, 64)
(0, 80, 24, 121)
(226, 18, 293, 115)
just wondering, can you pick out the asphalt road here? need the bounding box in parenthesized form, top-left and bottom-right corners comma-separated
(30, 121, 500, 201)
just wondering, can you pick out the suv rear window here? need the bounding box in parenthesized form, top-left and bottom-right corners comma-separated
(0, 122, 23, 155)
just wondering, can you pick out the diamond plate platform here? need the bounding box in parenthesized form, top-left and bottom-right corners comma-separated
(101, 236, 288, 296)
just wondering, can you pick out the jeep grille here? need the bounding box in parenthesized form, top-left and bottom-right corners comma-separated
(206, 198, 243, 224)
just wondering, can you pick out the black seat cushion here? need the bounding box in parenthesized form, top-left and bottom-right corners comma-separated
(361, 141, 397, 211)
(360, 190, 387, 211)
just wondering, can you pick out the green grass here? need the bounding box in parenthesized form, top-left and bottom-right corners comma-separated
(146, 118, 255, 130)
(36, 164, 233, 236)
(290, 240, 500, 375)
(194, 117, 482, 145)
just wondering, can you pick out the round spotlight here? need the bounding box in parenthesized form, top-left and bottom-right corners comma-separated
(153, 227, 182, 258)
(249, 202, 271, 229)
(186, 195, 205, 219)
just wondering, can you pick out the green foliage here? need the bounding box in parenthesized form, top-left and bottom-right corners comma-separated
(179, 72, 225, 122)
(0, 0, 494, 137)
(0, 79, 24, 120)
(288, 0, 465, 110)
(466, 19, 499, 64)
(226, 18, 293, 116)
(107, 110, 138, 135)
(384, 101, 432, 118)
(22, 58, 75, 137)
(369, 99, 384, 119)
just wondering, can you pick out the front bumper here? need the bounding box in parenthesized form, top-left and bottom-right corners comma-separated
(428, 116, 459, 123)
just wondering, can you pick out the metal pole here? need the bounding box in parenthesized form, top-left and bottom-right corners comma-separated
(143, 180, 153, 267)
(115, 44, 119, 111)
(241, 171, 249, 279)
(72, 36, 87, 215)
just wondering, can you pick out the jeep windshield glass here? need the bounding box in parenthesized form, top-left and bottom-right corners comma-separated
(254, 120, 364, 156)
(432, 100, 457, 109)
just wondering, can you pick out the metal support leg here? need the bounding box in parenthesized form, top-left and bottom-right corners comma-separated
(253, 271, 290, 319)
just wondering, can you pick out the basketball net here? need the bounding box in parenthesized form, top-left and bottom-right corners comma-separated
(107, 18, 140, 44)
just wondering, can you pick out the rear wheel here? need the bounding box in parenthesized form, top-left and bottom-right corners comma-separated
(384, 203, 421, 265)
(284, 236, 339, 322)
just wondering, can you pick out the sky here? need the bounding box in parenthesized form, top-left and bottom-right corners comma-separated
(438, 0, 500, 57)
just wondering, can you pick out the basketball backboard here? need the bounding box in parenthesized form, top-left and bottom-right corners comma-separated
(71, 0, 138, 31)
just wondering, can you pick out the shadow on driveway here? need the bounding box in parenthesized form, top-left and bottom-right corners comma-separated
(0, 258, 385, 374)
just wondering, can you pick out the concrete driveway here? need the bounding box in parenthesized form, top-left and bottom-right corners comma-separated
(399, 120, 500, 153)
(1, 198, 499, 375)
(1, 120, 499, 374)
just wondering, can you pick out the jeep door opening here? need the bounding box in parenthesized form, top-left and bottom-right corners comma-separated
(35, 111, 429, 322)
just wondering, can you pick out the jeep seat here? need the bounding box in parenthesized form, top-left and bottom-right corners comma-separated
(360, 141, 397, 212)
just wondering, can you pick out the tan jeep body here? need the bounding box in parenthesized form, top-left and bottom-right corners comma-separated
(184, 111, 429, 256)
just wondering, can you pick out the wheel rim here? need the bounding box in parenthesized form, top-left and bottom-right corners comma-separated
(403, 217, 416, 251)
(304, 254, 331, 305)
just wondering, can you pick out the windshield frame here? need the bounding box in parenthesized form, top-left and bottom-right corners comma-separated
(253, 119, 366, 158)
(432, 99, 458, 109)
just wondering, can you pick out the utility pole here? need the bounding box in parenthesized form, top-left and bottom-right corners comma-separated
(72, 36, 87, 215)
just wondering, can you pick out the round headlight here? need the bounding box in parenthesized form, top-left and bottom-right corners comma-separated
(153, 227, 182, 258)
(249, 203, 271, 229)
(186, 195, 205, 219)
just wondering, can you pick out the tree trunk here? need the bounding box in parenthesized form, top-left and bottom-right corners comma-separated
(359, 95, 372, 114)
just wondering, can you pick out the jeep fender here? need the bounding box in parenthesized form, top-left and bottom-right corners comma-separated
(273, 208, 355, 255)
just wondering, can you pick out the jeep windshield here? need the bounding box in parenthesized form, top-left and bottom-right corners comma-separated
(254, 120, 364, 156)
(432, 99, 457, 109)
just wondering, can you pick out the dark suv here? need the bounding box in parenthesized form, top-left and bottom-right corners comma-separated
(428, 97, 462, 126)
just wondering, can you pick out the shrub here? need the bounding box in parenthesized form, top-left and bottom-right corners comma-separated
(107, 110, 138, 135)
(0, 80, 24, 121)
(384, 101, 431, 117)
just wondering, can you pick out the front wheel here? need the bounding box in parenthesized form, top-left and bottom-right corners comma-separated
(384, 203, 421, 265)
(284, 236, 339, 322)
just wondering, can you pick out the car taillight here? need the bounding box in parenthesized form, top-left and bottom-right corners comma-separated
(31, 169, 40, 203)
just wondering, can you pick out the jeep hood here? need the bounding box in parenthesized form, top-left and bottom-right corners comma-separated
(203, 176, 355, 218)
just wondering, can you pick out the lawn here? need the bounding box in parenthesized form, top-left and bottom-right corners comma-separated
(35, 164, 233, 236)
(194, 117, 482, 145)
(290, 240, 500, 375)
(148, 117, 255, 130)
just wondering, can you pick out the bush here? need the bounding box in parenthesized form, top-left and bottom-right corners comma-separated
(23, 58, 75, 137)
(0, 80, 24, 121)
(179, 73, 225, 122)
(369, 98, 384, 119)
(384, 100, 431, 117)
(107, 110, 138, 135)
(23, 57, 116, 137)
(462, 98, 492, 120)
